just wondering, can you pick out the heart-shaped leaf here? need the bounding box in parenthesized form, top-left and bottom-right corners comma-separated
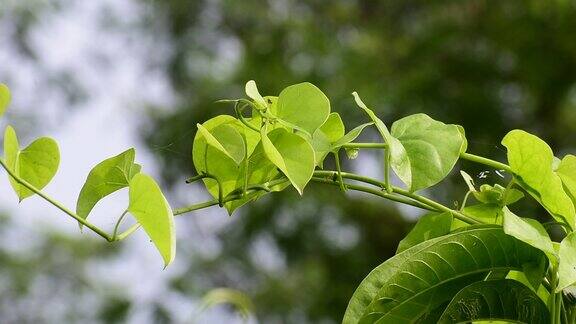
(128, 173, 175, 267)
(275, 82, 330, 135)
(0, 84, 10, 118)
(502, 130, 575, 228)
(76, 148, 141, 220)
(438, 279, 549, 323)
(3, 125, 60, 201)
(192, 115, 245, 205)
(391, 113, 465, 191)
(261, 128, 315, 194)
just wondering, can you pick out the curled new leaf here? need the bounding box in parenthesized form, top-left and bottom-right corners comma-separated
(76, 148, 141, 220)
(128, 173, 175, 267)
(0, 84, 10, 118)
(3, 125, 60, 201)
(245, 80, 267, 109)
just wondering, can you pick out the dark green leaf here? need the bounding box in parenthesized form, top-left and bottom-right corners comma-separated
(343, 226, 545, 324)
(438, 279, 549, 324)
(396, 212, 452, 253)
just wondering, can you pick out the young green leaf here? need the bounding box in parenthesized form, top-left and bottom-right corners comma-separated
(396, 212, 452, 253)
(244, 80, 267, 109)
(128, 173, 175, 267)
(502, 130, 575, 229)
(331, 122, 373, 150)
(450, 204, 503, 230)
(438, 279, 549, 324)
(556, 154, 576, 202)
(197, 123, 245, 165)
(557, 232, 576, 292)
(275, 82, 330, 135)
(343, 225, 545, 324)
(3, 125, 60, 201)
(200, 288, 255, 320)
(311, 113, 344, 166)
(192, 115, 245, 206)
(0, 84, 10, 118)
(352, 91, 411, 188)
(460, 170, 476, 192)
(76, 148, 141, 220)
(473, 184, 524, 205)
(391, 113, 465, 191)
(261, 128, 315, 194)
(503, 207, 557, 265)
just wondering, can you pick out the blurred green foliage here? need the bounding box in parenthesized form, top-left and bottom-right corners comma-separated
(3, 0, 576, 323)
(143, 0, 576, 322)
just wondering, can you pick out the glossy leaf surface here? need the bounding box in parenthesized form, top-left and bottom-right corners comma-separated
(438, 279, 549, 323)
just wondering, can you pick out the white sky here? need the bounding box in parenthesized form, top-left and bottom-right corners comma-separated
(0, 0, 254, 323)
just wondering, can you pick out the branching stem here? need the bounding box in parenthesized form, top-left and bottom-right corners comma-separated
(0, 159, 114, 241)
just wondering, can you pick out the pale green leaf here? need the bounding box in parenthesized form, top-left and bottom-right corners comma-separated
(460, 170, 476, 192)
(343, 226, 545, 324)
(391, 113, 465, 191)
(244, 80, 267, 109)
(331, 122, 373, 150)
(319, 112, 345, 143)
(396, 212, 452, 253)
(3, 125, 60, 201)
(502, 130, 575, 228)
(556, 154, 576, 202)
(197, 123, 245, 165)
(261, 128, 315, 194)
(0, 84, 10, 118)
(557, 231, 576, 292)
(503, 207, 557, 265)
(275, 82, 330, 135)
(128, 173, 175, 267)
(352, 91, 411, 188)
(76, 148, 141, 220)
(473, 184, 524, 205)
(438, 279, 549, 324)
(451, 204, 504, 230)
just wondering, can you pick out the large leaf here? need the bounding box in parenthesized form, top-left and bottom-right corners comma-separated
(128, 173, 175, 267)
(502, 130, 575, 228)
(396, 212, 452, 253)
(76, 148, 141, 220)
(0, 84, 10, 118)
(343, 226, 545, 324)
(261, 128, 315, 194)
(352, 92, 411, 187)
(3, 125, 60, 201)
(391, 113, 465, 191)
(438, 279, 549, 323)
(503, 207, 557, 265)
(275, 82, 330, 135)
(557, 232, 576, 292)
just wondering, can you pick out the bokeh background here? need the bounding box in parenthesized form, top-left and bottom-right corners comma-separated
(1, 0, 576, 323)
